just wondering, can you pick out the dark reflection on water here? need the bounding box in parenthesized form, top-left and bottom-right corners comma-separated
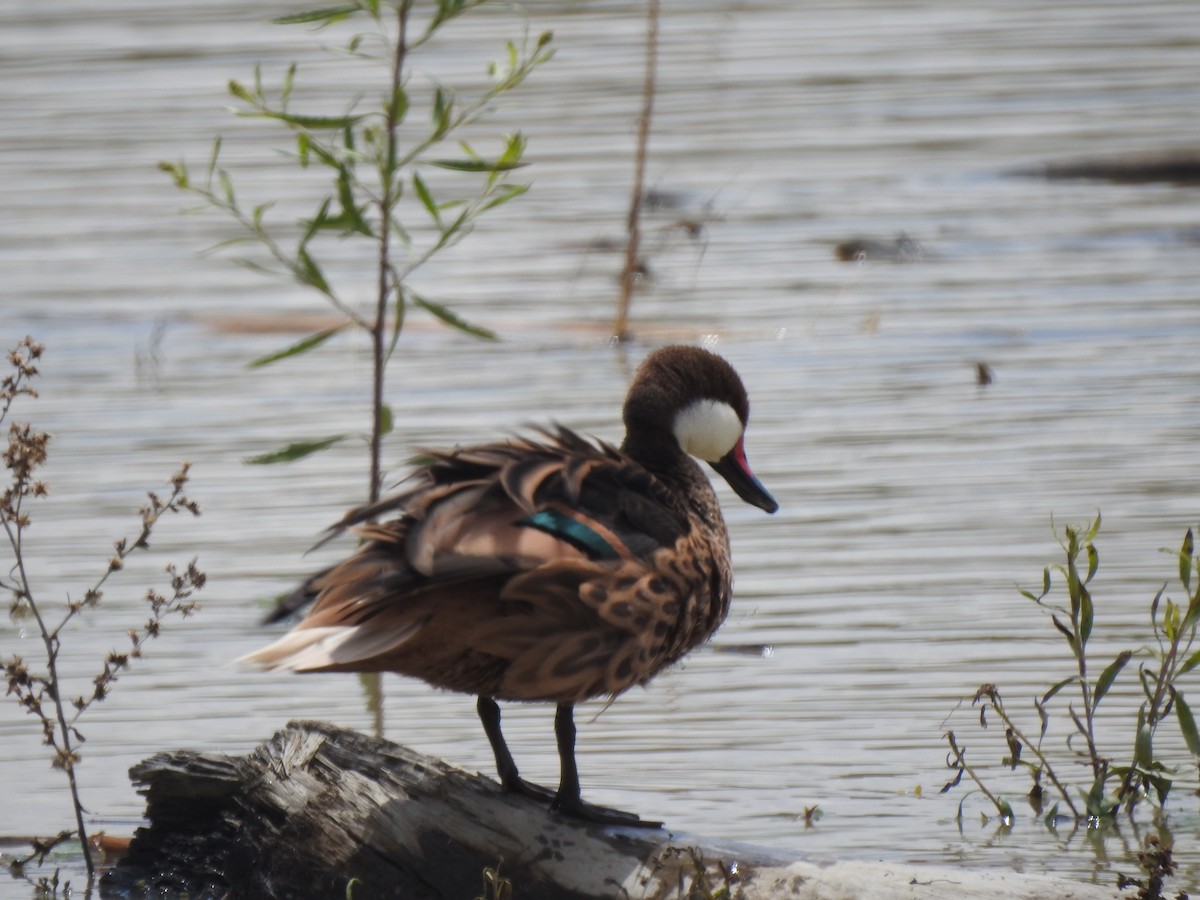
(3, 0, 1200, 892)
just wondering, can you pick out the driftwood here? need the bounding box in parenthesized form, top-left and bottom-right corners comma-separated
(102, 720, 1117, 899)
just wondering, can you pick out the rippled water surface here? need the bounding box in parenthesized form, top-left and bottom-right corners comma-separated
(3, 0, 1200, 894)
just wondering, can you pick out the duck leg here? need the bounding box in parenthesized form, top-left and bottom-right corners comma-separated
(477, 696, 556, 802)
(550, 702, 662, 828)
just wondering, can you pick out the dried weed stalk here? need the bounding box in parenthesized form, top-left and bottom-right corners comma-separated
(1, 337, 205, 884)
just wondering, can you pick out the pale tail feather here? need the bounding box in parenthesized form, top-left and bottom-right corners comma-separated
(239, 621, 422, 672)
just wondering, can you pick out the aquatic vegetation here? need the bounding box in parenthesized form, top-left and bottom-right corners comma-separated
(1118, 835, 1187, 900)
(160, 0, 553, 504)
(0, 338, 205, 885)
(943, 516, 1200, 831)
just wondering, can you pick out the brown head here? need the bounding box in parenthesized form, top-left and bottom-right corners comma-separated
(621, 345, 778, 514)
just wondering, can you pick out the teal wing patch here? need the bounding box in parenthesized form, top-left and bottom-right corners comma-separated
(521, 509, 620, 561)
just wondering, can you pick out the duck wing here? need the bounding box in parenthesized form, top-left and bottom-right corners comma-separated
(243, 428, 695, 691)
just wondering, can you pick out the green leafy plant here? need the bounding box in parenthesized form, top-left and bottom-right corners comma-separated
(1, 338, 205, 884)
(160, 0, 553, 506)
(942, 516, 1200, 828)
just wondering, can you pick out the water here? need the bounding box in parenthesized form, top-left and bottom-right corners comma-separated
(2, 0, 1200, 894)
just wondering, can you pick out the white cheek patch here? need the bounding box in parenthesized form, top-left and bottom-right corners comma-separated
(673, 399, 744, 462)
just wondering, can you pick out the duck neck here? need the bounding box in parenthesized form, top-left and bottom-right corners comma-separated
(622, 433, 713, 504)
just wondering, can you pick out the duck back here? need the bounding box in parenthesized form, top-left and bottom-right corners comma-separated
(248, 427, 735, 704)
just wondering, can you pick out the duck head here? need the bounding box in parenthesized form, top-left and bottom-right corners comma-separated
(623, 346, 779, 514)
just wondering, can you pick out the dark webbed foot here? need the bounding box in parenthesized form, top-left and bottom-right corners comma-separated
(499, 773, 558, 804)
(480, 698, 664, 828)
(551, 792, 662, 828)
(551, 702, 663, 828)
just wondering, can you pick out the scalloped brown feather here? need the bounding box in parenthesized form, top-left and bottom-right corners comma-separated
(242, 426, 732, 704)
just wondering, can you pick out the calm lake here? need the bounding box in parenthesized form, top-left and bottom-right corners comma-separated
(3, 0, 1200, 894)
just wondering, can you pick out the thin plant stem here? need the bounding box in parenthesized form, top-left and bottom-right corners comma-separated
(944, 731, 1011, 821)
(614, 0, 659, 341)
(371, 0, 411, 507)
(983, 689, 1081, 818)
(2, 516, 94, 880)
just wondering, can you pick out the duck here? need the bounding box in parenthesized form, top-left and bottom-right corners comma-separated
(240, 344, 777, 826)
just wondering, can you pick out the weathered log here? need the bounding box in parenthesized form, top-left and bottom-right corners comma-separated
(102, 720, 1116, 899)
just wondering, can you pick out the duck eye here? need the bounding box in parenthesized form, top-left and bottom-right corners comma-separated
(672, 400, 743, 462)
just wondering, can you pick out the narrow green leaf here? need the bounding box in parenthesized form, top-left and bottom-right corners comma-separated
(272, 6, 359, 25)
(487, 134, 527, 189)
(248, 325, 347, 368)
(1083, 775, 1113, 819)
(1147, 771, 1172, 806)
(386, 284, 407, 360)
(1078, 584, 1094, 649)
(158, 160, 189, 189)
(1165, 598, 1180, 643)
(458, 140, 483, 162)
(228, 79, 255, 104)
(388, 83, 408, 123)
(1150, 584, 1165, 628)
(1178, 648, 1200, 677)
(280, 63, 297, 109)
(1184, 590, 1200, 635)
(480, 182, 529, 213)
(295, 247, 331, 294)
(497, 132, 526, 168)
(251, 201, 276, 227)
(1139, 666, 1157, 702)
(1066, 549, 1082, 623)
(319, 209, 373, 234)
(245, 435, 346, 465)
(433, 208, 472, 251)
(307, 139, 341, 169)
(1175, 691, 1200, 758)
(333, 167, 371, 235)
(297, 132, 312, 168)
(427, 158, 527, 173)
(1051, 615, 1075, 647)
(206, 136, 222, 182)
(218, 170, 236, 206)
(1035, 696, 1051, 744)
(1094, 650, 1132, 706)
(428, 0, 468, 32)
(1019, 567, 1052, 603)
(413, 295, 498, 341)
(260, 111, 366, 131)
(1085, 543, 1099, 585)
(1134, 709, 1153, 770)
(412, 172, 441, 226)
(1041, 675, 1078, 706)
(1181, 528, 1194, 592)
(378, 404, 394, 437)
(301, 197, 333, 247)
(431, 86, 451, 138)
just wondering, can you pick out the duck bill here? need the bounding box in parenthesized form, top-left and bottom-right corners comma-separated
(710, 438, 778, 513)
